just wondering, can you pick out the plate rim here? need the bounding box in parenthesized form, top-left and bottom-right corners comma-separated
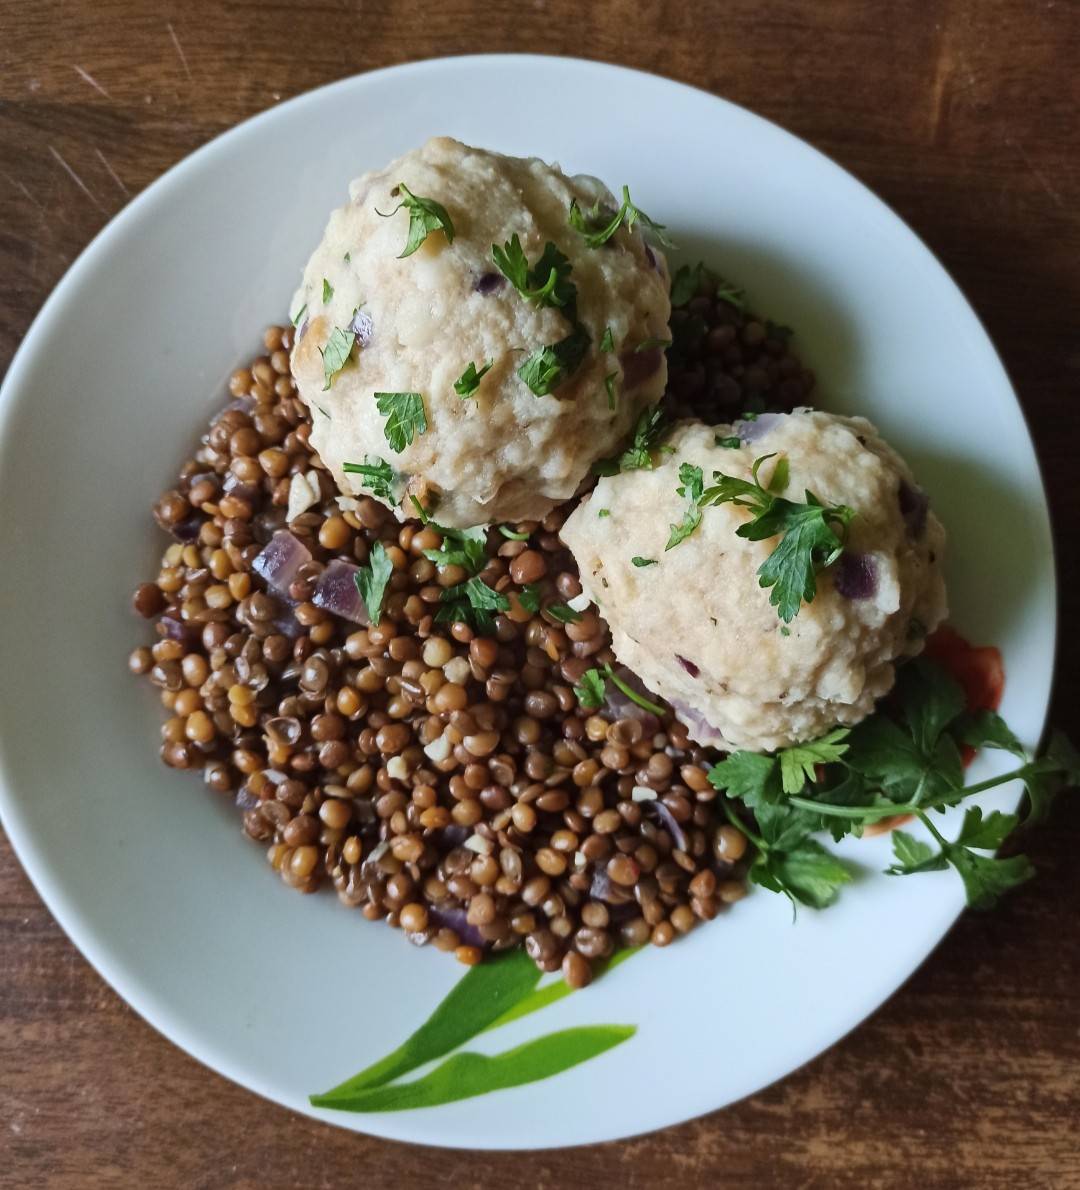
(0, 52, 1059, 1149)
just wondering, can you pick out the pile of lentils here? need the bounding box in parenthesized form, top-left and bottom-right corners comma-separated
(129, 268, 814, 988)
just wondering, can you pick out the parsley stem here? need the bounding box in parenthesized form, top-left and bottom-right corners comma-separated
(786, 763, 1032, 824)
(916, 810, 949, 848)
(786, 795, 921, 820)
(602, 665, 667, 717)
(723, 800, 766, 850)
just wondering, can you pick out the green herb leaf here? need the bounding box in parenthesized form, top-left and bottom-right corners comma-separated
(634, 337, 672, 352)
(954, 806, 1020, 850)
(631, 556, 657, 568)
(454, 360, 493, 399)
(343, 251, 351, 263)
(322, 277, 334, 303)
(310, 950, 541, 1098)
(422, 524, 488, 574)
(778, 728, 851, 795)
(437, 576, 510, 633)
(354, 540, 393, 623)
(492, 235, 576, 309)
(887, 829, 944, 873)
(604, 371, 618, 411)
(600, 326, 615, 353)
(546, 602, 583, 623)
(320, 327, 356, 391)
(483, 948, 640, 1032)
(574, 667, 607, 710)
(516, 583, 543, 614)
(518, 325, 591, 396)
(342, 456, 395, 502)
(958, 710, 1026, 758)
(498, 524, 530, 541)
(569, 185, 673, 249)
(750, 838, 853, 910)
(377, 182, 455, 258)
(708, 752, 783, 810)
(670, 262, 745, 310)
(598, 508, 611, 518)
(291, 302, 307, 327)
(374, 391, 427, 452)
(310, 1025, 635, 1113)
(699, 458, 854, 622)
(715, 435, 742, 448)
(949, 848, 1035, 910)
(594, 407, 669, 475)
(603, 664, 666, 717)
(666, 462, 705, 550)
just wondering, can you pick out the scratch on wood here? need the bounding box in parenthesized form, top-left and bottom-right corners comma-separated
(166, 22, 192, 82)
(48, 145, 107, 214)
(72, 65, 111, 98)
(928, 32, 953, 145)
(1007, 137, 1066, 210)
(94, 148, 130, 196)
(1, 171, 44, 212)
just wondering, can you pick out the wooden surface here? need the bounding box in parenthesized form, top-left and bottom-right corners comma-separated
(2, 2, 1079, 1185)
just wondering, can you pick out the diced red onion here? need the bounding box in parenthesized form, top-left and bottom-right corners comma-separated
(589, 869, 633, 905)
(602, 666, 662, 735)
(898, 480, 929, 537)
(297, 317, 309, 341)
(619, 347, 663, 390)
(670, 697, 726, 747)
(223, 471, 261, 504)
(252, 530, 312, 595)
(474, 271, 504, 295)
(169, 513, 203, 543)
(348, 308, 374, 347)
(427, 905, 488, 949)
(734, 411, 784, 443)
(312, 560, 369, 624)
(833, 552, 878, 600)
(647, 800, 689, 853)
(159, 611, 200, 648)
(676, 654, 700, 678)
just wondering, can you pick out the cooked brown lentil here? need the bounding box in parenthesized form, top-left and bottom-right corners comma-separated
(131, 288, 800, 976)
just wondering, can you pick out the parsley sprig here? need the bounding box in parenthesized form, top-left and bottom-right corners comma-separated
(709, 658, 1079, 912)
(320, 327, 356, 391)
(568, 186, 673, 249)
(374, 391, 427, 453)
(407, 508, 508, 635)
(354, 540, 394, 623)
(454, 360, 492, 399)
(593, 407, 670, 475)
(518, 325, 591, 397)
(684, 453, 852, 623)
(573, 664, 666, 717)
(376, 183, 455, 258)
(491, 235, 577, 310)
(342, 456, 396, 502)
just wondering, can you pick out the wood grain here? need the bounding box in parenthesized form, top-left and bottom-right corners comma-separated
(2, 1, 1079, 1186)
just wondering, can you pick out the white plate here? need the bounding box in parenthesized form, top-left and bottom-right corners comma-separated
(0, 55, 1056, 1148)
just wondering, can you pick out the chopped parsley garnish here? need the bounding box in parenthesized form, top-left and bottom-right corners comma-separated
(436, 576, 510, 634)
(594, 407, 669, 475)
(715, 434, 742, 449)
(631, 556, 657, 568)
(690, 453, 854, 622)
(322, 277, 334, 303)
(665, 462, 705, 550)
(600, 326, 615, 353)
(320, 327, 356, 391)
(291, 302, 307, 328)
(343, 251, 351, 264)
(498, 524, 530, 541)
(516, 583, 542, 614)
(598, 508, 611, 518)
(354, 540, 393, 623)
(709, 658, 1080, 913)
(546, 602, 582, 624)
(599, 663, 666, 716)
(491, 235, 576, 309)
(634, 337, 672, 352)
(604, 372, 618, 410)
(766, 320, 793, 342)
(422, 524, 488, 574)
(568, 185, 673, 249)
(670, 261, 746, 311)
(518, 325, 591, 397)
(374, 391, 427, 452)
(574, 668, 607, 710)
(342, 456, 395, 501)
(376, 182, 455, 258)
(454, 360, 493, 399)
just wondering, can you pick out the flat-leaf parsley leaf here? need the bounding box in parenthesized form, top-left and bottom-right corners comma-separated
(377, 183, 455, 258)
(374, 391, 427, 453)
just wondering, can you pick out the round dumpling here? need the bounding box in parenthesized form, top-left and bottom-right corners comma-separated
(560, 411, 948, 753)
(289, 136, 671, 528)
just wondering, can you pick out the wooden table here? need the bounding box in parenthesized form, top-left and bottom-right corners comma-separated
(2, 2, 1078, 1185)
